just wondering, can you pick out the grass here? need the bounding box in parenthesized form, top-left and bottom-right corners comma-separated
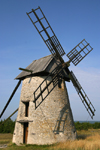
(0, 133, 12, 144)
(0, 129, 100, 150)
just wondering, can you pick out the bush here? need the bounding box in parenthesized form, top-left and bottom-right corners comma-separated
(0, 119, 100, 133)
(75, 121, 100, 130)
(0, 118, 15, 133)
(93, 122, 100, 129)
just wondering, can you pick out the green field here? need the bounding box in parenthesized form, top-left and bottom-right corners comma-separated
(0, 129, 100, 150)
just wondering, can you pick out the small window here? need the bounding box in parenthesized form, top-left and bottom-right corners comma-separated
(58, 79, 62, 88)
(58, 79, 64, 90)
(25, 102, 29, 117)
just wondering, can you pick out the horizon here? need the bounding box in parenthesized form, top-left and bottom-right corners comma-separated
(0, 0, 100, 121)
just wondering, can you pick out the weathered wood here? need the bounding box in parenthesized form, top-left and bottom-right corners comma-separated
(23, 123, 28, 144)
(0, 80, 21, 118)
(0, 108, 18, 126)
(19, 68, 33, 73)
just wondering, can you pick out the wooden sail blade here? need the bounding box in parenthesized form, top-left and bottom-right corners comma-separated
(67, 39, 93, 66)
(26, 7, 65, 64)
(33, 64, 65, 109)
(0, 108, 18, 126)
(69, 71, 95, 119)
(0, 80, 21, 118)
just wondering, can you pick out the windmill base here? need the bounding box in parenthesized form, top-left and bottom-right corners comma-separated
(12, 76, 77, 145)
(13, 123, 76, 145)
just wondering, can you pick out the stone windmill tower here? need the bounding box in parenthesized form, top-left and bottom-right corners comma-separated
(0, 6, 95, 145)
(12, 55, 76, 145)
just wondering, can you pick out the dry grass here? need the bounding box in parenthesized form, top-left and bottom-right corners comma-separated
(0, 130, 100, 150)
(0, 133, 12, 144)
(52, 129, 100, 150)
(52, 135, 100, 150)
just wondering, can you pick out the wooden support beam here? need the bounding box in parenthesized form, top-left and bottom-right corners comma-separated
(0, 108, 18, 126)
(0, 80, 21, 118)
(19, 68, 33, 73)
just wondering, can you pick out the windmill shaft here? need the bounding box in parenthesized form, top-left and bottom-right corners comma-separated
(0, 80, 21, 118)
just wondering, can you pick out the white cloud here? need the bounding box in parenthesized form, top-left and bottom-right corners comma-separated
(70, 66, 100, 94)
(66, 66, 100, 121)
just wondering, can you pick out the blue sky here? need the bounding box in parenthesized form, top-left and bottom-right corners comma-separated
(0, 0, 100, 121)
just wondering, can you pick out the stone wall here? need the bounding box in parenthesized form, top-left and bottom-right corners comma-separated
(12, 76, 76, 145)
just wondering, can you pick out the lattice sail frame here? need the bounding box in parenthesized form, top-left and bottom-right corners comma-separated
(33, 63, 65, 109)
(67, 39, 93, 66)
(0, 6, 96, 123)
(26, 6, 65, 63)
(70, 71, 95, 119)
(26, 6, 95, 119)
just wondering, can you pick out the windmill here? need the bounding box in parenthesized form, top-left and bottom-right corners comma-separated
(0, 6, 95, 145)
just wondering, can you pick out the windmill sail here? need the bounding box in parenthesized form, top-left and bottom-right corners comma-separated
(26, 7, 65, 63)
(33, 63, 66, 109)
(0, 108, 18, 126)
(67, 39, 93, 66)
(0, 7, 96, 143)
(0, 80, 21, 118)
(27, 6, 95, 119)
(69, 71, 95, 119)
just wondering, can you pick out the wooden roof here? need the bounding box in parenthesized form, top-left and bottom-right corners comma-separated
(15, 55, 69, 81)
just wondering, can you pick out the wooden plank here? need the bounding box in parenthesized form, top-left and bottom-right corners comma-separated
(0, 80, 21, 118)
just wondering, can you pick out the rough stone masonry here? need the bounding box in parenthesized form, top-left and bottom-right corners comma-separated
(12, 75, 76, 145)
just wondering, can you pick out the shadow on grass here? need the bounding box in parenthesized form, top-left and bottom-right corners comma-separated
(6, 143, 56, 150)
(26, 143, 54, 148)
(77, 134, 90, 140)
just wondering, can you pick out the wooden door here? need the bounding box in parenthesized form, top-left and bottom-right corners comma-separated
(23, 123, 28, 144)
